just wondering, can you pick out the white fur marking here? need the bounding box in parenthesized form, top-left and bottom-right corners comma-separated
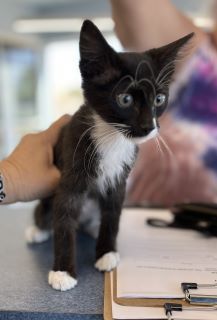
(153, 117, 157, 128)
(92, 114, 136, 194)
(132, 128, 158, 144)
(25, 225, 51, 244)
(95, 251, 120, 272)
(48, 271, 77, 291)
(79, 197, 100, 239)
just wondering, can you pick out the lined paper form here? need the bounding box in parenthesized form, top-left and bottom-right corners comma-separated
(109, 272, 217, 320)
(116, 209, 217, 299)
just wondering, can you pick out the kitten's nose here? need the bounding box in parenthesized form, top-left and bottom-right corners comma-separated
(140, 123, 155, 134)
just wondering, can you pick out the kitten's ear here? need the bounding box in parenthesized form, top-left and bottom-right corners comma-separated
(79, 20, 120, 83)
(149, 32, 194, 84)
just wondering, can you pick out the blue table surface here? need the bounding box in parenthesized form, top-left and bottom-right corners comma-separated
(0, 204, 103, 320)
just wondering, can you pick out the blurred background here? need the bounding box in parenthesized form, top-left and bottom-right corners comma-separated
(0, 0, 215, 159)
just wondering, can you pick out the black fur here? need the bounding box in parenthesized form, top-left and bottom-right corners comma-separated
(33, 20, 193, 285)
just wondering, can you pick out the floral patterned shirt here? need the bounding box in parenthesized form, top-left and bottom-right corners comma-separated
(129, 39, 217, 206)
(170, 39, 217, 178)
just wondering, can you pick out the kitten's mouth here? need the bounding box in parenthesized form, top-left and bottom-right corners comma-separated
(130, 127, 159, 144)
(146, 127, 159, 139)
(130, 126, 158, 138)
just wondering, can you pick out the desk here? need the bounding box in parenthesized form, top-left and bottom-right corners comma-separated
(0, 205, 103, 319)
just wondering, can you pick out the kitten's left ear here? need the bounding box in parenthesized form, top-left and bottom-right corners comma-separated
(79, 20, 120, 83)
(149, 32, 194, 83)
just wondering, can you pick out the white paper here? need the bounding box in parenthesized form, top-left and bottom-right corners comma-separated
(117, 209, 217, 299)
(111, 272, 217, 320)
(111, 272, 165, 320)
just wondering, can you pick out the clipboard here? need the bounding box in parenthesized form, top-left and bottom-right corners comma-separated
(104, 272, 217, 320)
(164, 303, 217, 320)
(112, 208, 217, 309)
(112, 269, 217, 307)
(104, 208, 217, 319)
(104, 272, 166, 320)
(104, 272, 113, 320)
(112, 268, 187, 307)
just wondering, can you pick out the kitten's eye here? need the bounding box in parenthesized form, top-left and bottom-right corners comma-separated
(154, 93, 166, 107)
(117, 93, 134, 108)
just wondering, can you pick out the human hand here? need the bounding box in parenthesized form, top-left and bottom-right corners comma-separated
(0, 114, 71, 204)
(127, 115, 217, 206)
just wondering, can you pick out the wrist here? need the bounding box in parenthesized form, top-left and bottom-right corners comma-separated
(0, 159, 20, 204)
(0, 172, 6, 202)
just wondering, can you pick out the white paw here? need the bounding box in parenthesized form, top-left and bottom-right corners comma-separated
(95, 251, 120, 272)
(25, 225, 51, 244)
(48, 271, 77, 291)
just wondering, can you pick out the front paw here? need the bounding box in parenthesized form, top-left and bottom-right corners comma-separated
(48, 271, 77, 291)
(95, 251, 120, 272)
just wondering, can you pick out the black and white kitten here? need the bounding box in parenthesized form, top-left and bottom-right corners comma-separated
(25, 20, 193, 291)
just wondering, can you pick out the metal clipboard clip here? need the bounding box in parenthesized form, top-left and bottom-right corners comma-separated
(164, 303, 217, 320)
(181, 282, 217, 305)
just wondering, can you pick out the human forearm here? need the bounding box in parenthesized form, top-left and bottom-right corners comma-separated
(0, 159, 20, 204)
(0, 115, 70, 205)
(110, 0, 205, 51)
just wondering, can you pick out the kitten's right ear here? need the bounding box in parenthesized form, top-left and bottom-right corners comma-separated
(79, 20, 120, 82)
(148, 32, 194, 86)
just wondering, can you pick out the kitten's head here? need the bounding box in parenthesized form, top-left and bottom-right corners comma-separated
(79, 20, 193, 140)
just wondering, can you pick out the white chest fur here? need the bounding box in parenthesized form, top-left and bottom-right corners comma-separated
(91, 114, 136, 194)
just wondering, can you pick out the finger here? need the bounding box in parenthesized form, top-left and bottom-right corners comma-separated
(46, 114, 71, 145)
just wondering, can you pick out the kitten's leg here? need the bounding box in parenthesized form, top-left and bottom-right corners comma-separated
(48, 191, 79, 291)
(95, 184, 125, 272)
(25, 198, 53, 244)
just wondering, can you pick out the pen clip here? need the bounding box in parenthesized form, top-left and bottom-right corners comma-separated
(181, 282, 217, 305)
(164, 303, 182, 320)
(164, 302, 217, 319)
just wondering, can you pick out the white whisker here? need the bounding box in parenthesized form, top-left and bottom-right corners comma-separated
(155, 61, 175, 83)
(111, 74, 135, 96)
(73, 118, 132, 172)
(137, 78, 156, 97)
(157, 79, 171, 89)
(157, 69, 174, 86)
(135, 60, 155, 81)
(157, 133, 180, 191)
(88, 126, 131, 173)
(78, 118, 130, 129)
(158, 134, 174, 159)
(85, 129, 118, 174)
(154, 137, 164, 158)
(86, 130, 123, 174)
(72, 125, 97, 167)
(124, 81, 136, 92)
